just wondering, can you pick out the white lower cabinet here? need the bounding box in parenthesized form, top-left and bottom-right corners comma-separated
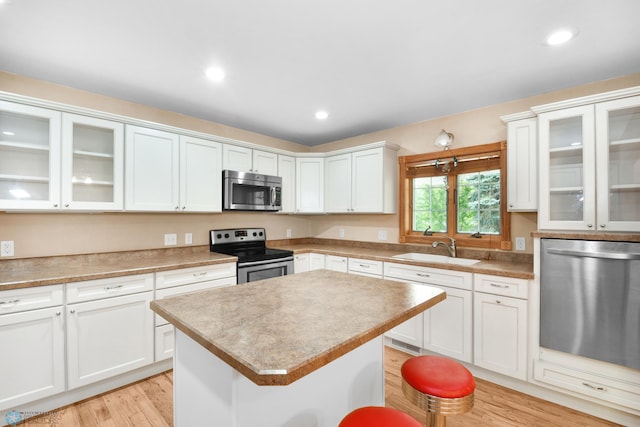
(326, 255, 348, 272)
(66, 274, 155, 389)
(154, 264, 236, 361)
(294, 253, 310, 273)
(473, 274, 528, 380)
(0, 285, 65, 411)
(423, 285, 473, 363)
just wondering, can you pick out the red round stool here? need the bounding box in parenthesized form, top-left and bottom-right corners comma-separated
(339, 406, 423, 427)
(401, 355, 475, 427)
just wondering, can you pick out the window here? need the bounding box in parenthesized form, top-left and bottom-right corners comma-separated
(399, 141, 511, 250)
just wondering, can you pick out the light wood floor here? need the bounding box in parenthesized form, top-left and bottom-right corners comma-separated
(15, 347, 621, 426)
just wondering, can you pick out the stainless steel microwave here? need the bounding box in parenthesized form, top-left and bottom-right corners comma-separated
(222, 170, 282, 211)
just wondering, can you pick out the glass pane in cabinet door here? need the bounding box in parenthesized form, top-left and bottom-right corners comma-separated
(607, 106, 640, 222)
(71, 123, 115, 203)
(548, 116, 584, 221)
(0, 111, 50, 201)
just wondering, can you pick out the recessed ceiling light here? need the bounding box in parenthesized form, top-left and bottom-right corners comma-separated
(315, 111, 329, 120)
(205, 67, 225, 82)
(546, 29, 575, 46)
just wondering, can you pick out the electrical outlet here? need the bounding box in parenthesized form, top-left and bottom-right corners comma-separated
(339, 228, 345, 238)
(164, 233, 177, 246)
(377, 230, 388, 241)
(184, 233, 193, 245)
(286, 229, 292, 238)
(515, 237, 526, 251)
(1, 241, 14, 257)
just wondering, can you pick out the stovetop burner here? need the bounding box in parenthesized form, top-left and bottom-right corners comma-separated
(209, 228, 293, 264)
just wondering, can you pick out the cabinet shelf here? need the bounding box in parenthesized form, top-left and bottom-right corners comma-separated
(610, 183, 640, 192)
(610, 138, 640, 152)
(0, 140, 50, 152)
(549, 144, 583, 153)
(549, 186, 583, 193)
(73, 150, 114, 159)
(0, 173, 49, 183)
(72, 180, 114, 187)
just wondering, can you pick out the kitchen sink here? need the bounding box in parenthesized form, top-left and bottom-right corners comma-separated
(392, 253, 480, 266)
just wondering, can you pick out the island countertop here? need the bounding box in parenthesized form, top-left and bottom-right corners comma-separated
(150, 269, 445, 386)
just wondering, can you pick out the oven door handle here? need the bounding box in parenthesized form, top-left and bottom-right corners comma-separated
(547, 248, 640, 260)
(238, 256, 294, 268)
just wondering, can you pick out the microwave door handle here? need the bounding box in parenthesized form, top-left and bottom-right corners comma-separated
(271, 187, 276, 207)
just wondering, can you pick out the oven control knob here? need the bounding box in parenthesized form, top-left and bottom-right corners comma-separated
(252, 232, 257, 236)
(216, 233, 222, 239)
(259, 231, 263, 236)
(224, 233, 230, 238)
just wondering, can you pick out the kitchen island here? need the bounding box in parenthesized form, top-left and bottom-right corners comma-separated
(151, 269, 445, 427)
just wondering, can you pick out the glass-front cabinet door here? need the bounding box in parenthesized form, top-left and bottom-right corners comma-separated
(61, 114, 124, 210)
(0, 101, 61, 210)
(595, 95, 640, 231)
(538, 105, 596, 230)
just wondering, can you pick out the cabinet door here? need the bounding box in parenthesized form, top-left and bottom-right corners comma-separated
(61, 113, 124, 211)
(325, 255, 348, 272)
(252, 150, 278, 175)
(125, 126, 179, 211)
(294, 253, 310, 273)
(384, 277, 423, 348)
(506, 118, 537, 211)
(222, 144, 252, 172)
(423, 285, 472, 363)
(180, 136, 222, 212)
(538, 105, 596, 230)
(278, 155, 296, 213)
(352, 148, 383, 213)
(296, 157, 324, 213)
(0, 101, 61, 210)
(67, 291, 154, 389)
(595, 95, 640, 231)
(0, 307, 65, 410)
(309, 253, 326, 270)
(325, 153, 352, 212)
(474, 292, 527, 380)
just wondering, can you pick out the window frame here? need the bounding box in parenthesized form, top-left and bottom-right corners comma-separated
(398, 141, 511, 250)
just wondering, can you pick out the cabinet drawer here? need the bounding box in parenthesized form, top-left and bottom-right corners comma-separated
(534, 359, 640, 412)
(154, 276, 235, 326)
(155, 263, 236, 289)
(474, 274, 528, 299)
(66, 273, 154, 303)
(348, 258, 383, 276)
(384, 262, 472, 290)
(0, 285, 63, 314)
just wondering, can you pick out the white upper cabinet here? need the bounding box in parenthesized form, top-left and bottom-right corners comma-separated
(125, 125, 180, 211)
(126, 126, 223, 212)
(277, 154, 296, 213)
(595, 95, 640, 231)
(0, 101, 61, 210)
(503, 115, 537, 212)
(537, 91, 640, 231)
(222, 144, 278, 175)
(61, 113, 124, 210)
(324, 145, 398, 213)
(295, 157, 324, 213)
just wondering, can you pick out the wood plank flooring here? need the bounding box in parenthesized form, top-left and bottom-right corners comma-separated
(14, 347, 621, 426)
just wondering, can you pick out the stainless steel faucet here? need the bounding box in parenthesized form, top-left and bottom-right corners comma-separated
(432, 237, 456, 257)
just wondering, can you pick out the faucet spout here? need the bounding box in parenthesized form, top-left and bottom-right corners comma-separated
(431, 237, 456, 257)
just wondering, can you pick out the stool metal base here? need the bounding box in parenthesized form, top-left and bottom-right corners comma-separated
(402, 378, 474, 427)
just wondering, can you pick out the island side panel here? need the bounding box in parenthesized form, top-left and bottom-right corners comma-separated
(174, 329, 384, 427)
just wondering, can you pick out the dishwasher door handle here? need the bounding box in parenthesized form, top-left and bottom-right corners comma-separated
(547, 248, 640, 260)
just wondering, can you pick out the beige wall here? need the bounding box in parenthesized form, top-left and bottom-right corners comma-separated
(2, 71, 639, 258)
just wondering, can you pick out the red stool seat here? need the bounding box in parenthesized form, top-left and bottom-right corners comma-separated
(339, 406, 422, 427)
(401, 355, 475, 398)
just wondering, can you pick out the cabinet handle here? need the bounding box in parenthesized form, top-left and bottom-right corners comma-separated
(489, 283, 509, 289)
(359, 264, 370, 268)
(182, 206, 186, 211)
(70, 309, 76, 314)
(587, 224, 593, 228)
(193, 272, 207, 277)
(53, 203, 59, 208)
(582, 382, 607, 392)
(600, 224, 605, 228)
(417, 273, 430, 278)
(104, 285, 124, 291)
(175, 206, 180, 211)
(495, 300, 502, 304)
(0, 299, 19, 307)
(56, 311, 61, 316)
(64, 203, 70, 208)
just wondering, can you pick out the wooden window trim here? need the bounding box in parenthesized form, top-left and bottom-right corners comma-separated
(398, 141, 511, 250)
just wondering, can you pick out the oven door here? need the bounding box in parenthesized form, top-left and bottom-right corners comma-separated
(237, 257, 294, 284)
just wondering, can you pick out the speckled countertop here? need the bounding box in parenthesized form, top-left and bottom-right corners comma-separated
(0, 247, 236, 290)
(150, 269, 445, 386)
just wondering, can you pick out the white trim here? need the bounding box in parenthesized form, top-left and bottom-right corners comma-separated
(531, 85, 640, 114)
(500, 111, 537, 122)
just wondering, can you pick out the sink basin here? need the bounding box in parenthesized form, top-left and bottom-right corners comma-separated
(392, 253, 480, 266)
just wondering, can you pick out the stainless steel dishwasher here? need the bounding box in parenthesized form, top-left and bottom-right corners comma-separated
(540, 238, 640, 370)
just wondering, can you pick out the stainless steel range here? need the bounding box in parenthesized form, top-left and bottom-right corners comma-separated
(210, 228, 294, 284)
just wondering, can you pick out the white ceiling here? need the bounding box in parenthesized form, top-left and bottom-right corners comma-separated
(1, 0, 639, 146)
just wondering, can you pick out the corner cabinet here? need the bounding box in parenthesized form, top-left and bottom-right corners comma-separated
(278, 154, 296, 213)
(536, 92, 640, 231)
(295, 157, 324, 213)
(324, 146, 398, 213)
(125, 126, 222, 212)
